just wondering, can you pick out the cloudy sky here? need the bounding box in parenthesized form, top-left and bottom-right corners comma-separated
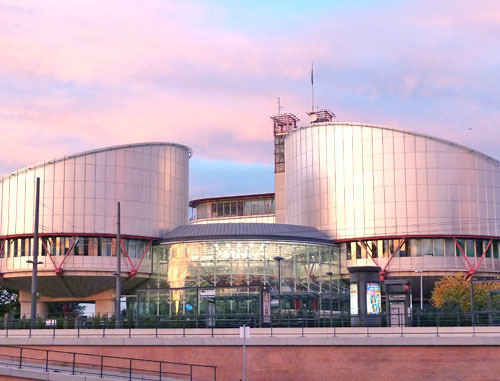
(1, 0, 499, 199)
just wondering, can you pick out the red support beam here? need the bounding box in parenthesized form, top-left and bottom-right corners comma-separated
(128, 240, 153, 278)
(55, 237, 79, 275)
(453, 238, 475, 278)
(120, 240, 136, 273)
(380, 239, 405, 276)
(359, 240, 379, 267)
(465, 239, 493, 280)
(40, 239, 58, 270)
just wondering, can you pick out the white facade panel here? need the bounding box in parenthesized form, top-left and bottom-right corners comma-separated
(0, 142, 191, 239)
(285, 123, 500, 240)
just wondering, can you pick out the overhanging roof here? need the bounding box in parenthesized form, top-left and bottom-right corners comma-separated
(162, 223, 333, 244)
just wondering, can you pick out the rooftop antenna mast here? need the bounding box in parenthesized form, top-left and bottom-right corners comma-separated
(311, 61, 314, 113)
(275, 97, 284, 115)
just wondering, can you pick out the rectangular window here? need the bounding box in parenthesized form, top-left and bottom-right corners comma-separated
(20, 239, 25, 257)
(445, 239, 455, 257)
(211, 203, 217, 218)
(83, 237, 89, 256)
(476, 240, 484, 258)
(485, 240, 492, 258)
(466, 240, 475, 257)
(217, 203, 223, 217)
(494, 242, 499, 259)
(433, 239, 444, 256)
(224, 202, 230, 216)
(456, 239, 465, 256)
(371, 241, 378, 258)
(243, 201, 251, 216)
(422, 239, 432, 256)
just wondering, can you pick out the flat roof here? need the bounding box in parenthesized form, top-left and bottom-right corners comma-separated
(162, 223, 333, 244)
(189, 193, 275, 208)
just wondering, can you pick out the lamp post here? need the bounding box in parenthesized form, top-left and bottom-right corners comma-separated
(274, 256, 284, 318)
(326, 272, 333, 316)
(415, 269, 423, 311)
(29, 177, 40, 328)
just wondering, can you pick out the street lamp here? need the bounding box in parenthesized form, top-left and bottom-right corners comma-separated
(415, 269, 423, 311)
(326, 272, 334, 316)
(274, 256, 284, 318)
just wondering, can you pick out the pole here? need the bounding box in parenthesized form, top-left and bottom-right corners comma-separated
(274, 256, 284, 320)
(420, 272, 423, 311)
(243, 324, 246, 381)
(116, 202, 122, 328)
(311, 61, 314, 112)
(30, 177, 40, 327)
(470, 281, 475, 326)
(326, 272, 333, 315)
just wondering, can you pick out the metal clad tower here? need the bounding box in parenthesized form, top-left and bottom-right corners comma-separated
(272, 113, 299, 223)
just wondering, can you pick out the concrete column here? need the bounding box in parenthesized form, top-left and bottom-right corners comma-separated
(95, 299, 115, 318)
(275, 172, 286, 223)
(19, 290, 49, 319)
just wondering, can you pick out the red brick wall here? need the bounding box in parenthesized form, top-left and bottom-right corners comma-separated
(16, 345, 500, 381)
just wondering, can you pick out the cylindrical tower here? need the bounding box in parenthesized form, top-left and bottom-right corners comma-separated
(0, 142, 191, 318)
(285, 123, 500, 239)
(285, 123, 500, 282)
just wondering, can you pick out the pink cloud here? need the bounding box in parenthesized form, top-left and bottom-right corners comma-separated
(0, 0, 500, 174)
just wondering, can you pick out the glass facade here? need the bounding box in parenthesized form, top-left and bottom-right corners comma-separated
(285, 123, 500, 239)
(139, 239, 340, 316)
(191, 215, 276, 225)
(193, 197, 275, 221)
(340, 238, 500, 272)
(0, 236, 152, 259)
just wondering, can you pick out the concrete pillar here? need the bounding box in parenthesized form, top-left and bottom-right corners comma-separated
(19, 290, 49, 319)
(19, 297, 49, 320)
(95, 299, 115, 318)
(275, 172, 286, 223)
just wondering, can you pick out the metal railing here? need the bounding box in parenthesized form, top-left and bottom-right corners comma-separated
(3, 310, 500, 331)
(0, 345, 216, 380)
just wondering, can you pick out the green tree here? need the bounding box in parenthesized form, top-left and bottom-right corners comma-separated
(0, 287, 19, 316)
(431, 274, 500, 312)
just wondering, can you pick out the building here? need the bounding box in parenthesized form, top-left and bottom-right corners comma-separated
(1, 113, 500, 319)
(189, 193, 275, 224)
(0, 142, 190, 317)
(282, 122, 500, 295)
(140, 223, 340, 318)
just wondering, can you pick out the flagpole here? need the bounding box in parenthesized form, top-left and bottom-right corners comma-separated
(311, 61, 314, 112)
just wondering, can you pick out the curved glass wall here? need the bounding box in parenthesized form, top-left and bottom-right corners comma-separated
(142, 239, 340, 316)
(340, 238, 500, 274)
(0, 236, 152, 259)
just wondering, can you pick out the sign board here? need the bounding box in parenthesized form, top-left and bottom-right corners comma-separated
(239, 326, 250, 338)
(366, 283, 381, 315)
(270, 299, 279, 306)
(350, 283, 358, 315)
(388, 294, 407, 301)
(200, 289, 216, 299)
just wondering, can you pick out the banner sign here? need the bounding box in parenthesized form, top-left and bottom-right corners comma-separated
(366, 283, 381, 315)
(350, 283, 358, 315)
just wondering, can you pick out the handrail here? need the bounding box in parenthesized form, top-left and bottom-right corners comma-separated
(0, 345, 217, 381)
